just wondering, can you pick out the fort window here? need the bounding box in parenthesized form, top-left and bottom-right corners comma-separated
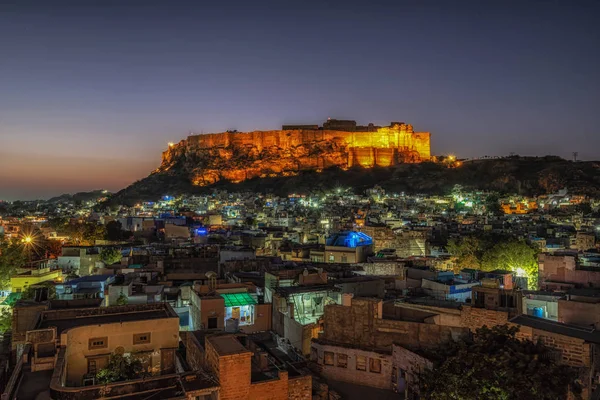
(337, 353, 348, 368)
(324, 351, 334, 366)
(369, 358, 382, 373)
(88, 337, 108, 350)
(133, 333, 151, 345)
(356, 355, 367, 371)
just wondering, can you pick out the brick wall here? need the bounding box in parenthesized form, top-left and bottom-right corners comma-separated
(217, 353, 252, 400)
(181, 332, 205, 371)
(248, 371, 289, 400)
(288, 375, 312, 400)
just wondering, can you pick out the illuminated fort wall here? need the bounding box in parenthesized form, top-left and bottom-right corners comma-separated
(184, 127, 430, 164)
(161, 123, 431, 185)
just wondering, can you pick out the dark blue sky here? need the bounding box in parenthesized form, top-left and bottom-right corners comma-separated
(1, 0, 599, 200)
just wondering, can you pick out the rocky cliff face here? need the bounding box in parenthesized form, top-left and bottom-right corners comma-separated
(159, 124, 431, 186)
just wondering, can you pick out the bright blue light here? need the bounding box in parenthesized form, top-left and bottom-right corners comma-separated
(326, 231, 373, 248)
(196, 227, 208, 236)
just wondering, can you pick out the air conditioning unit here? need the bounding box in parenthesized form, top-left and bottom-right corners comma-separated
(82, 375, 95, 386)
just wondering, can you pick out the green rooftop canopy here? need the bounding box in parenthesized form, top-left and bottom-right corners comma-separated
(220, 293, 257, 307)
(1, 292, 22, 306)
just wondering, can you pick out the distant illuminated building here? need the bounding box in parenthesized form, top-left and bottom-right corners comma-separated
(324, 231, 374, 263)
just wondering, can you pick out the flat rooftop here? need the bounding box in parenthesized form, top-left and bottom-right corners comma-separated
(207, 335, 251, 356)
(38, 304, 177, 334)
(274, 284, 337, 296)
(510, 315, 600, 344)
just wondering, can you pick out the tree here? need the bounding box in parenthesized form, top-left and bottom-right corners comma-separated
(485, 194, 504, 216)
(116, 292, 128, 306)
(0, 308, 12, 334)
(100, 248, 122, 266)
(66, 222, 107, 245)
(481, 240, 538, 289)
(446, 236, 482, 270)
(95, 353, 145, 384)
(105, 220, 124, 241)
(42, 239, 63, 259)
(419, 325, 582, 400)
(0, 236, 27, 290)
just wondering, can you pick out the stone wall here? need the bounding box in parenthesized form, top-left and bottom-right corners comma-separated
(460, 306, 510, 332)
(321, 298, 469, 351)
(288, 375, 312, 400)
(311, 341, 393, 390)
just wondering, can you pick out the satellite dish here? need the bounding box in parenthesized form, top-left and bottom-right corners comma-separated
(115, 346, 125, 355)
(303, 269, 309, 276)
(205, 271, 217, 278)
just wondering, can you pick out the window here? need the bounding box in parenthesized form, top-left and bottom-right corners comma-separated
(337, 353, 348, 368)
(133, 333, 151, 345)
(89, 337, 108, 350)
(341, 255, 347, 263)
(356, 355, 367, 371)
(369, 358, 382, 373)
(328, 254, 335, 262)
(324, 351, 334, 366)
(207, 317, 218, 329)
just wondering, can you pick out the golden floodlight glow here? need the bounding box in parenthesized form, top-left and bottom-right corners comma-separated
(168, 142, 175, 147)
(24, 236, 32, 244)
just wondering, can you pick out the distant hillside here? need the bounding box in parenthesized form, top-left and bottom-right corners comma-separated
(103, 156, 600, 206)
(48, 190, 110, 204)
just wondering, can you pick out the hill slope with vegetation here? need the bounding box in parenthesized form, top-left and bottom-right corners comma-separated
(104, 156, 600, 206)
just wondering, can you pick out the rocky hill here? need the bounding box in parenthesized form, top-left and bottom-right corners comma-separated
(105, 156, 600, 206)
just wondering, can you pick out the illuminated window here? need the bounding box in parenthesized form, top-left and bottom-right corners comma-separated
(369, 358, 382, 373)
(328, 255, 335, 262)
(133, 333, 151, 345)
(89, 337, 108, 350)
(337, 353, 348, 368)
(324, 351, 334, 366)
(356, 355, 367, 371)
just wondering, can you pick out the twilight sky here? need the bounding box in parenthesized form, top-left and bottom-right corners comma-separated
(1, 0, 599, 200)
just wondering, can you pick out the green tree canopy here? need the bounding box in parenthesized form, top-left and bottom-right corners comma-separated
(100, 248, 122, 265)
(446, 236, 482, 270)
(116, 292, 128, 306)
(481, 240, 538, 289)
(95, 353, 145, 384)
(0, 236, 27, 290)
(419, 325, 581, 400)
(0, 308, 12, 334)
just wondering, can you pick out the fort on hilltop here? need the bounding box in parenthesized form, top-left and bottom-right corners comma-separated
(160, 119, 431, 186)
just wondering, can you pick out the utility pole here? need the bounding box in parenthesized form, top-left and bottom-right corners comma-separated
(573, 152, 579, 162)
